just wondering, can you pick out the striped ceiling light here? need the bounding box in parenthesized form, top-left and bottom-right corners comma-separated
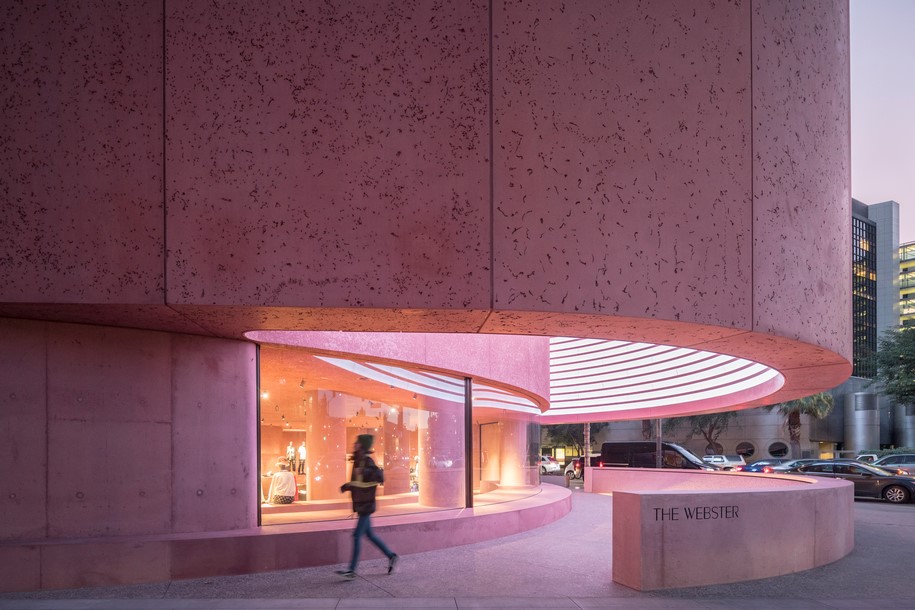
(546, 337, 784, 422)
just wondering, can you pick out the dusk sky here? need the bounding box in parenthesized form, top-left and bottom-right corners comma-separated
(851, 0, 915, 243)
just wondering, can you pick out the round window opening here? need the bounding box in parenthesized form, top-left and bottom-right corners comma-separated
(768, 442, 789, 458)
(734, 441, 756, 458)
(705, 442, 723, 455)
(736, 442, 755, 458)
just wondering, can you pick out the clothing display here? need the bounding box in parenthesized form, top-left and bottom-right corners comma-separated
(267, 468, 297, 504)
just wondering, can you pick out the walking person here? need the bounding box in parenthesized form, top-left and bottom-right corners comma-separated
(336, 434, 398, 579)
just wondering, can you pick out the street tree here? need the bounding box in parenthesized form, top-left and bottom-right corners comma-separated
(543, 423, 608, 456)
(872, 327, 915, 407)
(765, 392, 834, 459)
(663, 412, 737, 454)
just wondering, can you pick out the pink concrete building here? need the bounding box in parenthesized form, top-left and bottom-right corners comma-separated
(1, 0, 850, 592)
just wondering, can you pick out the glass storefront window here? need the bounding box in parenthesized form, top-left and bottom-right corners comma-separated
(258, 345, 544, 524)
(259, 346, 467, 525)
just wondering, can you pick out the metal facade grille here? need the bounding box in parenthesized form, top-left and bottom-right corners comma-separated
(852, 216, 877, 378)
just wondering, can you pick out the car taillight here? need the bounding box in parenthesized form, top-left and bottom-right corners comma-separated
(598, 461, 604, 467)
(763, 466, 774, 473)
(734, 465, 744, 471)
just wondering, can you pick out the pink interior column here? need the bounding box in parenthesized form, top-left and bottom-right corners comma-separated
(383, 408, 410, 495)
(418, 398, 464, 508)
(499, 417, 528, 487)
(306, 392, 346, 501)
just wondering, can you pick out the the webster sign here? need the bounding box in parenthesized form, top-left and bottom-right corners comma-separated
(653, 505, 740, 521)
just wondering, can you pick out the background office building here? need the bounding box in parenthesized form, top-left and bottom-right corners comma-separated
(901, 240, 915, 328)
(812, 200, 907, 451)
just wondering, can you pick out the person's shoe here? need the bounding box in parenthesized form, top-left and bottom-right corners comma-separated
(387, 554, 399, 574)
(335, 569, 356, 580)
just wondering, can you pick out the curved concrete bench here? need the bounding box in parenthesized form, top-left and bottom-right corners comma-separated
(0, 485, 570, 592)
(585, 468, 854, 591)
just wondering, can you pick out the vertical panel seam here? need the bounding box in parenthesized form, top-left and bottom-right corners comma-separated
(464, 377, 473, 509)
(256, 346, 262, 527)
(162, 0, 168, 305)
(489, 0, 495, 312)
(749, 0, 755, 333)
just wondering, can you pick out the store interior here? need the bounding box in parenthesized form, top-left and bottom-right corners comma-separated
(258, 345, 542, 525)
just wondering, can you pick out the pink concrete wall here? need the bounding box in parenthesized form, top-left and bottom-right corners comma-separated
(0, 319, 257, 543)
(165, 0, 491, 308)
(0, 0, 851, 406)
(0, 321, 48, 540)
(0, 1, 850, 357)
(0, 476, 570, 592)
(752, 0, 851, 360)
(493, 0, 752, 328)
(0, 1, 164, 303)
(609, 471, 854, 590)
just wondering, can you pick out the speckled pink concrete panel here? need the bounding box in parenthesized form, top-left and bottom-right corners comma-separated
(249, 330, 550, 406)
(166, 1, 490, 309)
(751, 0, 851, 361)
(171, 336, 257, 533)
(0, 2, 164, 303)
(492, 0, 752, 327)
(0, 320, 48, 540)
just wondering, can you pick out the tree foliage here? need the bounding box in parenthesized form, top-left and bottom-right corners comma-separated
(765, 392, 834, 458)
(663, 412, 737, 453)
(543, 423, 608, 455)
(873, 327, 915, 406)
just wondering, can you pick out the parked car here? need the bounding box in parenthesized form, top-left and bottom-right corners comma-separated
(540, 455, 562, 475)
(770, 458, 821, 472)
(702, 454, 747, 470)
(596, 441, 717, 471)
(735, 459, 783, 473)
(793, 461, 915, 503)
(564, 458, 583, 480)
(872, 454, 915, 475)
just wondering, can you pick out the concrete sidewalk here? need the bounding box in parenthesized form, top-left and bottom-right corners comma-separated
(2, 486, 914, 609)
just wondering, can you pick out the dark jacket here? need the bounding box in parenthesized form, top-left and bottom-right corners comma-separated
(341, 454, 384, 515)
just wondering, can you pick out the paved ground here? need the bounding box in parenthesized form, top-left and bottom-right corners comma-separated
(2, 478, 914, 610)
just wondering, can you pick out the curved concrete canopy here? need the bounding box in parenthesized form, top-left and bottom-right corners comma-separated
(249, 329, 799, 423)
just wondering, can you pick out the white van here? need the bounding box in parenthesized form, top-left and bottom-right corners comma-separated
(701, 454, 746, 470)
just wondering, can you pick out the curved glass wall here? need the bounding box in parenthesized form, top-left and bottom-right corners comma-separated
(258, 345, 541, 525)
(471, 381, 541, 507)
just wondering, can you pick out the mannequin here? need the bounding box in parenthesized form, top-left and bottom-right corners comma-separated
(297, 441, 307, 474)
(286, 442, 296, 471)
